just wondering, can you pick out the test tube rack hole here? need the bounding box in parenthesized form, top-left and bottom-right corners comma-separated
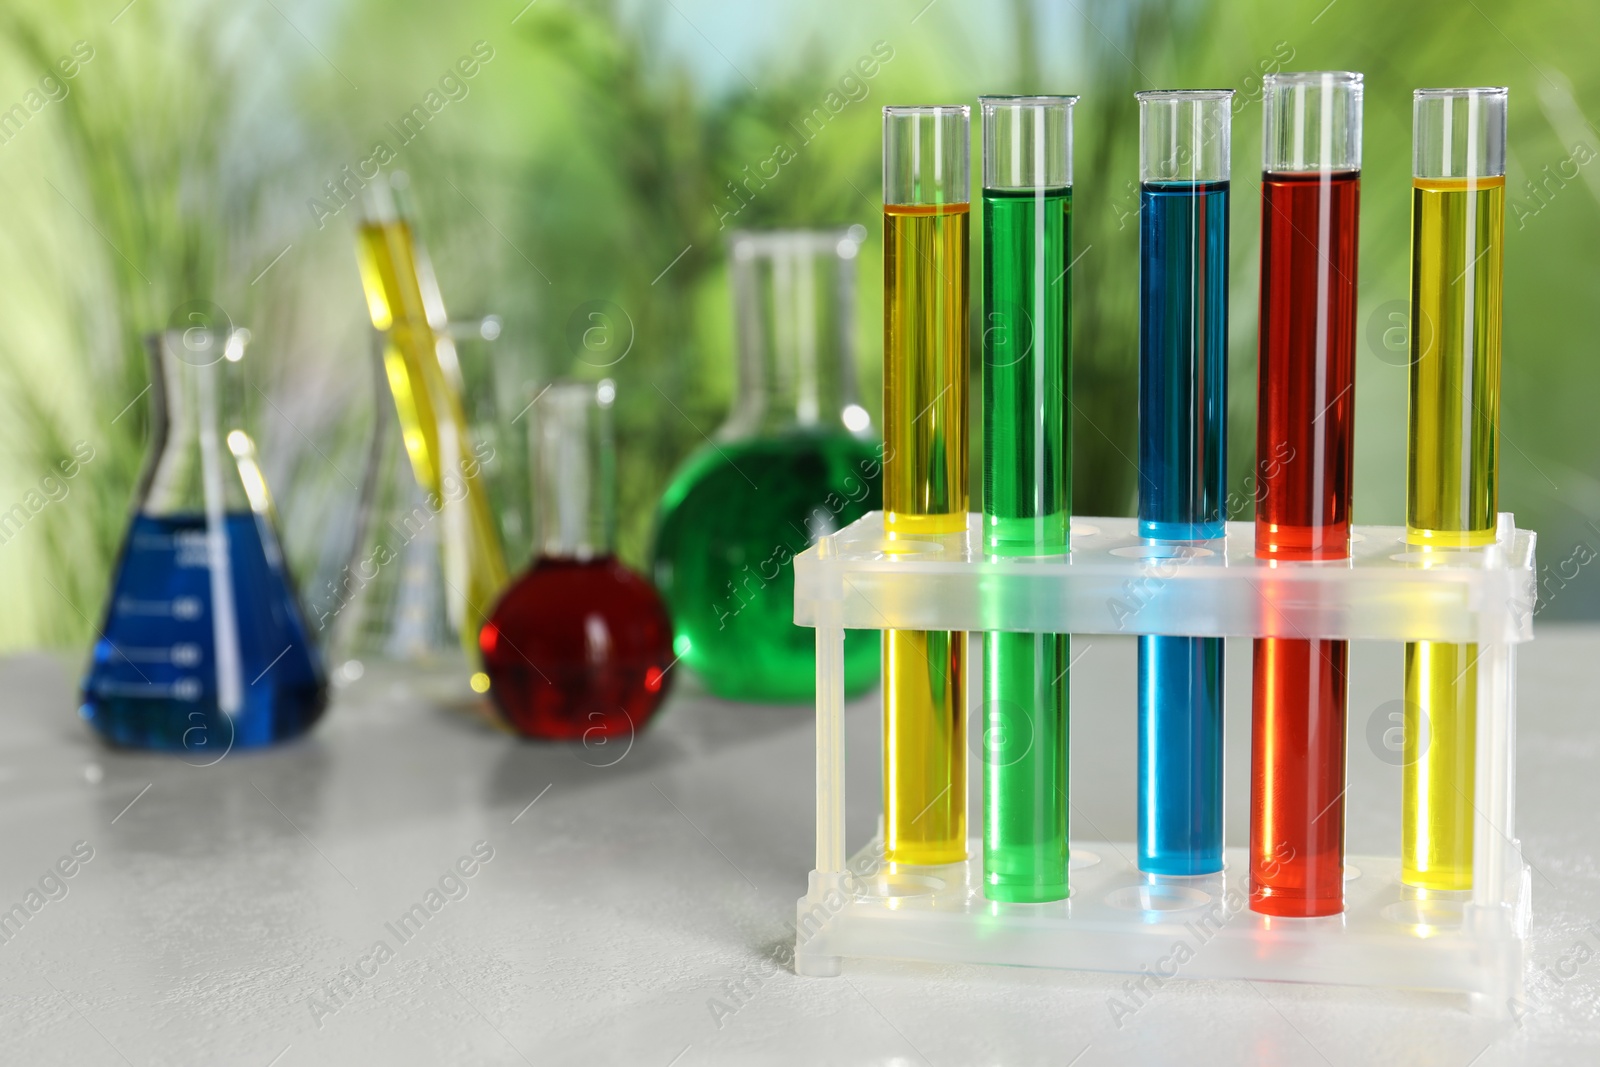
(794, 510, 1534, 1011)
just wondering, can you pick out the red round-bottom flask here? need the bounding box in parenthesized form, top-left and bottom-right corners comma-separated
(480, 555, 674, 741)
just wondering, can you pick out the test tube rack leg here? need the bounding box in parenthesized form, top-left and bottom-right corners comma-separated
(793, 512, 1534, 1014)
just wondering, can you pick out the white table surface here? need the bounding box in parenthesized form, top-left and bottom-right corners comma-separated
(1, 627, 1597, 1066)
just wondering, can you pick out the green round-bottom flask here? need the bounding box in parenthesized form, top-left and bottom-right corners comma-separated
(652, 428, 880, 702)
(651, 227, 881, 703)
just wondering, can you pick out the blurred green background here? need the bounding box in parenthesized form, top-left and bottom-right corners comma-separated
(0, 0, 1597, 652)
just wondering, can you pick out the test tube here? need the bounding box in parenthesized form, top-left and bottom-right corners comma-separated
(354, 175, 509, 660)
(1135, 90, 1233, 876)
(1249, 72, 1363, 916)
(979, 95, 1076, 902)
(882, 106, 971, 866)
(1403, 87, 1507, 891)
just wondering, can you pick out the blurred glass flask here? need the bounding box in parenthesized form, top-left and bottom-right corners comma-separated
(354, 172, 508, 664)
(81, 328, 327, 752)
(651, 228, 882, 702)
(480, 380, 675, 740)
(325, 320, 508, 678)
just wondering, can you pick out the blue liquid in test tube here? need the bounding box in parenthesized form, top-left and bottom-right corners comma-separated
(1133, 90, 1233, 876)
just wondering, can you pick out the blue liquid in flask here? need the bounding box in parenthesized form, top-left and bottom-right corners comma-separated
(82, 511, 327, 752)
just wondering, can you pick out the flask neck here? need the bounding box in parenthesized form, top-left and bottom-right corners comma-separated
(533, 381, 616, 560)
(142, 329, 255, 518)
(722, 228, 870, 439)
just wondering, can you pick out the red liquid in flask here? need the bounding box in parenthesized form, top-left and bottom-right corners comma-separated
(479, 556, 674, 741)
(1251, 169, 1359, 917)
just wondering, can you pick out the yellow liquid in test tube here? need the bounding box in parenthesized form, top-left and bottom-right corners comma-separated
(883, 202, 969, 866)
(1403, 175, 1504, 890)
(1406, 176, 1503, 549)
(1403, 641, 1478, 890)
(356, 219, 508, 658)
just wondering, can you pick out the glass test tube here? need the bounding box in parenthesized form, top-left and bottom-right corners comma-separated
(1249, 72, 1362, 917)
(882, 106, 971, 866)
(1135, 90, 1233, 876)
(980, 95, 1076, 902)
(1403, 88, 1507, 891)
(355, 176, 509, 660)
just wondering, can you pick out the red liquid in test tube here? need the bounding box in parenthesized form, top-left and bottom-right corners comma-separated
(1250, 73, 1362, 918)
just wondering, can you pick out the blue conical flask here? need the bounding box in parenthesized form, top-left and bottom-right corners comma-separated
(81, 328, 327, 754)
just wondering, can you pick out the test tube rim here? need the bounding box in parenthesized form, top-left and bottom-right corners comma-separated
(1263, 70, 1364, 88)
(1413, 86, 1508, 100)
(976, 94, 1081, 107)
(883, 104, 970, 117)
(1134, 88, 1236, 102)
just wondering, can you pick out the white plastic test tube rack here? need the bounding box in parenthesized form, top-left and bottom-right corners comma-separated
(792, 511, 1535, 1013)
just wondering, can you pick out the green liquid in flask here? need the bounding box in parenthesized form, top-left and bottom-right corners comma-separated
(651, 427, 882, 702)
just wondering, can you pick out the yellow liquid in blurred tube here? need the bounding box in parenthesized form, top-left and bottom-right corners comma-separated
(882, 203, 969, 866)
(356, 219, 508, 658)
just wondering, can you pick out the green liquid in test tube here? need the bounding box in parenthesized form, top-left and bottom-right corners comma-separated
(980, 95, 1076, 903)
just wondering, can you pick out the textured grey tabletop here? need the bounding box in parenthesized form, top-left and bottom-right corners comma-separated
(1, 628, 1597, 1065)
